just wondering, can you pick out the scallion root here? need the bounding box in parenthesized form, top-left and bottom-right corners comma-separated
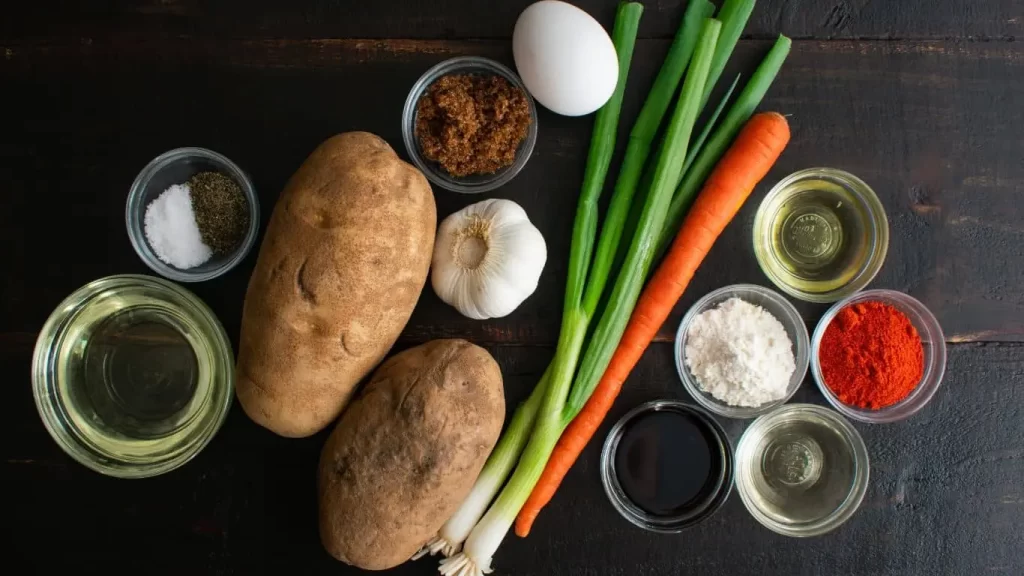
(439, 552, 490, 576)
(413, 535, 460, 560)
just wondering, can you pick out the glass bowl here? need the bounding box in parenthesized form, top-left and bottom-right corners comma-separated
(600, 400, 733, 533)
(735, 404, 869, 537)
(126, 147, 260, 282)
(675, 284, 810, 419)
(811, 289, 947, 423)
(32, 274, 234, 478)
(753, 168, 889, 303)
(401, 56, 538, 194)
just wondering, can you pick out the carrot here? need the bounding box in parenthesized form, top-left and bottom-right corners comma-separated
(515, 111, 790, 537)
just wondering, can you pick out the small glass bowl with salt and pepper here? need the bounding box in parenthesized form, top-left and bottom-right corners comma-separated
(126, 147, 260, 282)
(675, 284, 810, 419)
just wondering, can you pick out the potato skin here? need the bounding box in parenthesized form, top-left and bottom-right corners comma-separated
(318, 339, 505, 570)
(236, 132, 436, 438)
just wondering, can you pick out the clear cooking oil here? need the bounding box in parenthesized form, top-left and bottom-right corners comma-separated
(754, 168, 889, 302)
(34, 275, 233, 477)
(73, 309, 198, 439)
(767, 182, 865, 291)
(52, 284, 223, 464)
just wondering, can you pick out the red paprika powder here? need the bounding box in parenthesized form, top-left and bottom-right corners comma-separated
(818, 301, 924, 409)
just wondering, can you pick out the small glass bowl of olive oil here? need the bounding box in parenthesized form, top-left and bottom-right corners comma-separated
(32, 275, 233, 478)
(753, 168, 889, 303)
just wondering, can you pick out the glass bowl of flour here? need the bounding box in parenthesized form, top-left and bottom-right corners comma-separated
(675, 284, 810, 419)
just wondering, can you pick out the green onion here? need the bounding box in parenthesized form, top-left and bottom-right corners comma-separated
(700, 0, 755, 109)
(427, 8, 718, 559)
(437, 5, 645, 576)
(443, 20, 720, 573)
(580, 0, 714, 318)
(659, 34, 792, 253)
(682, 73, 741, 178)
(567, 19, 721, 418)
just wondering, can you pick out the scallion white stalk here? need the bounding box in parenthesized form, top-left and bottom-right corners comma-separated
(414, 370, 547, 559)
(438, 17, 721, 576)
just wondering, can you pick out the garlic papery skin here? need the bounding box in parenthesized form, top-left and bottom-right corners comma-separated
(432, 199, 547, 320)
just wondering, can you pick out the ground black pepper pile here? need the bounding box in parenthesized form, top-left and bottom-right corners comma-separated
(415, 73, 531, 177)
(188, 172, 249, 254)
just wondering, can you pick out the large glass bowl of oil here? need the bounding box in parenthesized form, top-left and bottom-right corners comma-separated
(753, 168, 889, 303)
(32, 275, 233, 478)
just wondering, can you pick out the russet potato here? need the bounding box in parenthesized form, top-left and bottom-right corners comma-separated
(318, 339, 505, 570)
(236, 132, 436, 437)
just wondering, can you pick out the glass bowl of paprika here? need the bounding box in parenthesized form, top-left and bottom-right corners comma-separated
(811, 289, 947, 423)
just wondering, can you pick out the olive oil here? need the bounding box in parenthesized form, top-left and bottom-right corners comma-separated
(754, 169, 889, 302)
(768, 181, 866, 291)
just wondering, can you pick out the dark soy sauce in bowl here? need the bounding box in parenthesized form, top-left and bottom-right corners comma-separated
(601, 400, 733, 532)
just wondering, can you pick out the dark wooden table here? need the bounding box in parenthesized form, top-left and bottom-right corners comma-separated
(3, 1, 1022, 574)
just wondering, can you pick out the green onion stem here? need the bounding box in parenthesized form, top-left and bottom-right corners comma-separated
(566, 19, 721, 419)
(443, 7, 646, 575)
(579, 0, 714, 318)
(682, 73, 741, 178)
(700, 0, 756, 109)
(658, 34, 792, 254)
(560, 2, 643, 318)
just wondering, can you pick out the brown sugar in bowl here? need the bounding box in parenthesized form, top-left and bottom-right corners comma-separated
(402, 56, 538, 194)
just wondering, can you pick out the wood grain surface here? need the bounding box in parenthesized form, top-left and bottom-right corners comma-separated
(2, 38, 1021, 344)
(2, 1, 1022, 575)
(4, 340, 1022, 574)
(3, 0, 1021, 40)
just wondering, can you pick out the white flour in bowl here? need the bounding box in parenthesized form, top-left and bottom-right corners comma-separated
(685, 297, 795, 407)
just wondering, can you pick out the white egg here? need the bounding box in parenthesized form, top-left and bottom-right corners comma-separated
(513, 1, 619, 117)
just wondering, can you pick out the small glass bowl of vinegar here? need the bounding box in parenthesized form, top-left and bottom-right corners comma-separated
(753, 168, 889, 303)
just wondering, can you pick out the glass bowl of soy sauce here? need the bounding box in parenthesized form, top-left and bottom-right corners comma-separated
(600, 400, 733, 532)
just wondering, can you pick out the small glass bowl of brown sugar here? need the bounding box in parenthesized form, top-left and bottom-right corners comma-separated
(402, 56, 538, 194)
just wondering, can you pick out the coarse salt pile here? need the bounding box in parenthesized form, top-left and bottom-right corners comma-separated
(684, 297, 796, 408)
(143, 183, 213, 269)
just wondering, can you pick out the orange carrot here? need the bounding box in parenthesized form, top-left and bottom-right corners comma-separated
(515, 112, 790, 537)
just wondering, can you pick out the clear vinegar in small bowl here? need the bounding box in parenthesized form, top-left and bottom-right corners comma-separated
(735, 404, 869, 537)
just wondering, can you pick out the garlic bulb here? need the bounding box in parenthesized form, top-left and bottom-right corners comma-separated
(432, 199, 547, 320)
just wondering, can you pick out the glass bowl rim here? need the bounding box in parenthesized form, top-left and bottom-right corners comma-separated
(125, 146, 260, 283)
(753, 167, 889, 303)
(810, 288, 947, 423)
(674, 283, 811, 419)
(31, 274, 234, 478)
(734, 403, 870, 537)
(400, 55, 539, 194)
(599, 399, 734, 533)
